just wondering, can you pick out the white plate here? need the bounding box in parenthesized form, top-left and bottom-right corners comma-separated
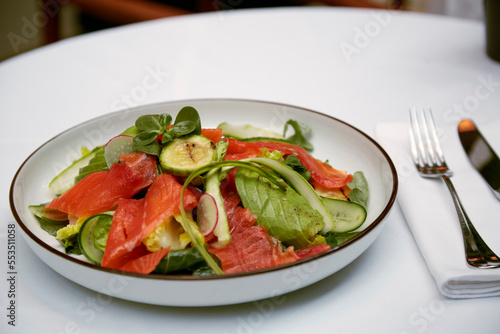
(10, 99, 398, 307)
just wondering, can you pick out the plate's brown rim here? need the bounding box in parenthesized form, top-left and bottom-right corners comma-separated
(9, 98, 398, 281)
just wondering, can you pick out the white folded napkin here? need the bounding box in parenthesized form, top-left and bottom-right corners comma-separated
(376, 120, 500, 299)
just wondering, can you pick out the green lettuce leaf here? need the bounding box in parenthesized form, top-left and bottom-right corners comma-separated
(235, 169, 325, 249)
(347, 171, 369, 209)
(284, 120, 314, 152)
(93, 215, 113, 252)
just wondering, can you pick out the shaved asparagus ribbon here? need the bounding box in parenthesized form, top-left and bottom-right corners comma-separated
(179, 160, 284, 275)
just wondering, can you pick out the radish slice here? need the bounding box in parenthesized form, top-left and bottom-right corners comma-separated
(197, 193, 219, 236)
(104, 135, 135, 168)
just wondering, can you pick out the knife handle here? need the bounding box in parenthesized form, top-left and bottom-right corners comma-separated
(441, 175, 500, 268)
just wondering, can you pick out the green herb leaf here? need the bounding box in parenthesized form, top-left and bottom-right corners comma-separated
(62, 235, 82, 255)
(159, 113, 172, 129)
(133, 130, 160, 146)
(284, 154, 311, 180)
(135, 114, 161, 131)
(161, 132, 173, 144)
(324, 231, 360, 248)
(134, 141, 161, 156)
(120, 125, 139, 137)
(174, 106, 202, 135)
(171, 120, 196, 137)
(284, 120, 314, 152)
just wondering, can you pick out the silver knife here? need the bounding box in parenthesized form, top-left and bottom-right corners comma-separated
(458, 119, 500, 200)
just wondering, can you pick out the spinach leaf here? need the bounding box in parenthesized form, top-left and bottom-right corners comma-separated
(324, 231, 360, 248)
(153, 247, 206, 274)
(347, 171, 369, 209)
(31, 215, 68, 236)
(192, 265, 217, 276)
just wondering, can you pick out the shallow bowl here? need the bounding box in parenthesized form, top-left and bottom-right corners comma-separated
(10, 99, 398, 306)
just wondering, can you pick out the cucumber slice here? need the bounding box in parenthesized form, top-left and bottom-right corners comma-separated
(49, 146, 102, 195)
(322, 197, 366, 233)
(217, 122, 284, 140)
(78, 214, 113, 265)
(74, 147, 108, 184)
(241, 137, 296, 145)
(159, 135, 215, 176)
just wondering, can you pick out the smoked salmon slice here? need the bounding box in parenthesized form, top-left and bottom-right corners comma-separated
(45, 152, 157, 217)
(224, 138, 353, 188)
(201, 128, 223, 143)
(101, 173, 198, 274)
(208, 182, 298, 274)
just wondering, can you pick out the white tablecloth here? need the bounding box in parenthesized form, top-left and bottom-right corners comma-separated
(1, 7, 500, 334)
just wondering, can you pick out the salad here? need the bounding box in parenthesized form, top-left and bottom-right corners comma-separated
(30, 106, 369, 276)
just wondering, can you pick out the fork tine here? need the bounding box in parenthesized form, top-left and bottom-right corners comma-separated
(408, 108, 420, 166)
(424, 109, 446, 167)
(409, 108, 428, 168)
(419, 109, 439, 166)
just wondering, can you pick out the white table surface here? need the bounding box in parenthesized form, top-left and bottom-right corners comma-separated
(1, 6, 500, 334)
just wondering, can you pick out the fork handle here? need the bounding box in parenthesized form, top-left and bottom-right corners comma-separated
(441, 175, 500, 268)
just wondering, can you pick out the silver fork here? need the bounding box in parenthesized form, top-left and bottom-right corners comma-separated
(409, 108, 500, 269)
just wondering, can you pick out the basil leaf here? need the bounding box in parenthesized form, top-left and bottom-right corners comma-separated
(135, 114, 161, 131)
(284, 120, 314, 152)
(174, 106, 202, 135)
